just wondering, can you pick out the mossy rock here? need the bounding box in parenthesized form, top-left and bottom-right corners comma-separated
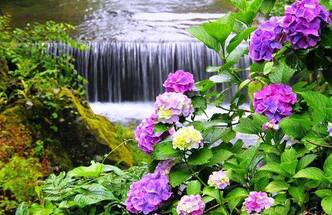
(0, 105, 32, 161)
(60, 88, 134, 167)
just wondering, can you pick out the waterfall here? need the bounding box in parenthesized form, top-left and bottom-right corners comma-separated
(48, 41, 250, 102)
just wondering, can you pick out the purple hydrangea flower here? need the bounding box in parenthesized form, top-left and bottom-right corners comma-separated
(244, 192, 274, 214)
(135, 114, 163, 154)
(208, 170, 230, 190)
(283, 0, 331, 49)
(155, 160, 174, 176)
(163, 70, 195, 93)
(125, 172, 172, 214)
(328, 122, 332, 136)
(155, 92, 194, 124)
(254, 83, 297, 123)
(249, 17, 286, 62)
(176, 195, 205, 215)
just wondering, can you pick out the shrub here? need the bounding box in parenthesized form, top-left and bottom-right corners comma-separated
(124, 0, 332, 214)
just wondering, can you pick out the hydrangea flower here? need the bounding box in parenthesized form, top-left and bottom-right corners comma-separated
(244, 192, 274, 214)
(176, 195, 205, 215)
(249, 17, 286, 62)
(135, 114, 164, 154)
(283, 0, 331, 49)
(155, 92, 194, 124)
(262, 121, 280, 131)
(208, 170, 230, 190)
(254, 83, 297, 123)
(328, 122, 332, 136)
(163, 70, 195, 93)
(155, 160, 174, 175)
(125, 172, 172, 214)
(172, 126, 203, 150)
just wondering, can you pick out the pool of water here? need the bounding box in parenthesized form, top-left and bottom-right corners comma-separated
(2, 0, 233, 41)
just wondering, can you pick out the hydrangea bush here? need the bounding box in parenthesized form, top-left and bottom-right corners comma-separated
(127, 0, 332, 214)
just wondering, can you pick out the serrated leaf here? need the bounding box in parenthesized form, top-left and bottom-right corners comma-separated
(152, 141, 181, 160)
(293, 167, 325, 181)
(315, 189, 332, 198)
(187, 180, 201, 195)
(297, 154, 317, 171)
(289, 186, 306, 205)
(280, 115, 312, 138)
(209, 73, 232, 83)
(169, 166, 191, 187)
(324, 155, 332, 177)
(188, 148, 213, 165)
(322, 196, 332, 215)
(188, 26, 220, 52)
(265, 180, 289, 193)
(68, 162, 104, 178)
(227, 26, 256, 54)
(225, 187, 248, 212)
(269, 61, 295, 83)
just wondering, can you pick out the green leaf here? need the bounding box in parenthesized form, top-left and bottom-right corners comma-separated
(195, 80, 215, 92)
(259, 162, 288, 176)
(293, 167, 325, 181)
(280, 115, 312, 138)
(68, 162, 104, 178)
(265, 180, 289, 193)
(300, 91, 332, 123)
(322, 196, 332, 215)
(235, 114, 268, 134)
(226, 27, 256, 54)
(260, 0, 276, 15)
(202, 14, 234, 45)
(188, 148, 213, 166)
(73, 184, 115, 208)
(188, 26, 220, 52)
(192, 96, 208, 113)
(15, 203, 29, 215)
(280, 148, 298, 176)
(269, 61, 296, 83)
(203, 186, 222, 203)
(204, 127, 235, 145)
(225, 187, 248, 212)
(289, 186, 306, 205)
(154, 123, 170, 133)
(186, 180, 201, 195)
(324, 155, 332, 177)
(297, 154, 317, 171)
(210, 147, 233, 165)
(209, 73, 233, 83)
(315, 189, 332, 198)
(152, 141, 181, 160)
(169, 166, 191, 187)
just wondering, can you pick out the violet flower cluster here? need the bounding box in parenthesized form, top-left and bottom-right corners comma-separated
(244, 192, 274, 214)
(125, 160, 173, 214)
(155, 92, 194, 124)
(283, 0, 331, 49)
(254, 83, 297, 123)
(135, 114, 163, 154)
(176, 195, 205, 215)
(249, 0, 331, 62)
(249, 17, 286, 62)
(163, 70, 195, 93)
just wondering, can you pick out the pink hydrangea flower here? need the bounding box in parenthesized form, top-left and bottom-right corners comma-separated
(244, 192, 274, 214)
(254, 83, 297, 123)
(176, 195, 205, 215)
(163, 70, 195, 93)
(155, 92, 194, 124)
(135, 114, 163, 154)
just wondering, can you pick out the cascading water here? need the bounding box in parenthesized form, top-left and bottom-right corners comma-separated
(48, 41, 250, 102)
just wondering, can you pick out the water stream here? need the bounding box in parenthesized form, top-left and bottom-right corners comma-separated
(2, 0, 251, 122)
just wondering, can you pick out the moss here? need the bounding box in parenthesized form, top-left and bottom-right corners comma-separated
(61, 88, 134, 167)
(0, 105, 33, 161)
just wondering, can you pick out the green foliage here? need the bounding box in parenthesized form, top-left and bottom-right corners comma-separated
(0, 156, 42, 202)
(17, 162, 147, 215)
